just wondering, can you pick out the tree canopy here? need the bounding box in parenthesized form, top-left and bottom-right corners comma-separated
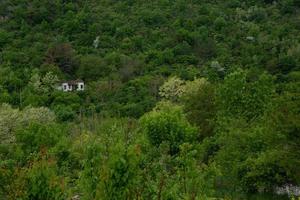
(0, 0, 299, 199)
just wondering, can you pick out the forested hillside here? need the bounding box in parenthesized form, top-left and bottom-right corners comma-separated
(0, 0, 300, 199)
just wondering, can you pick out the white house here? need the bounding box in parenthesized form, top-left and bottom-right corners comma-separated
(58, 80, 85, 92)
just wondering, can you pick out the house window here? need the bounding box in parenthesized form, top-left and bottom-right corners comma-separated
(63, 85, 67, 90)
(80, 84, 83, 89)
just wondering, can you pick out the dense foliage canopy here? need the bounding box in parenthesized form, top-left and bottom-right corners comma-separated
(0, 0, 299, 199)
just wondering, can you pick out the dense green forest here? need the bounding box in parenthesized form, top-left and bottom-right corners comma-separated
(0, 0, 300, 199)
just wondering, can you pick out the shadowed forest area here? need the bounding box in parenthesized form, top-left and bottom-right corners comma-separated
(0, 0, 300, 199)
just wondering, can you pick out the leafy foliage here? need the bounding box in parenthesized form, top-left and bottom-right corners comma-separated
(0, 0, 299, 199)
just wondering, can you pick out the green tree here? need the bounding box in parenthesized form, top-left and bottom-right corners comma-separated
(181, 78, 216, 139)
(140, 101, 197, 155)
(77, 55, 111, 81)
(45, 43, 78, 76)
(216, 69, 275, 121)
(78, 118, 141, 200)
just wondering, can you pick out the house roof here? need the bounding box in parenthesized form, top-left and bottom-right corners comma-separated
(61, 79, 84, 84)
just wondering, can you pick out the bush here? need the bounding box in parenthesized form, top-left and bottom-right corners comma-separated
(53, 105, 76, 121)
(23, 158, 65, 200)
(16, 123, 65, 155)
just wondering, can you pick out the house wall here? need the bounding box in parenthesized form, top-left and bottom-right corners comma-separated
(60, 82, 85, 92)
(77, 82, 84, 91)
(62, 83, 70, 91)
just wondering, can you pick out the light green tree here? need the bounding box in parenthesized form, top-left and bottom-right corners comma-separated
(0, 104, 21, 144)
(0, 104, 56, 144)
(159, 76, 185, 102)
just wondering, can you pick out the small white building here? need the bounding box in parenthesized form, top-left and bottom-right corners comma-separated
(58, 80, 85, 92)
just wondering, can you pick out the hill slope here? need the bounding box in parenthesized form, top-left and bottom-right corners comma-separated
(0, 1, 299, 199)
